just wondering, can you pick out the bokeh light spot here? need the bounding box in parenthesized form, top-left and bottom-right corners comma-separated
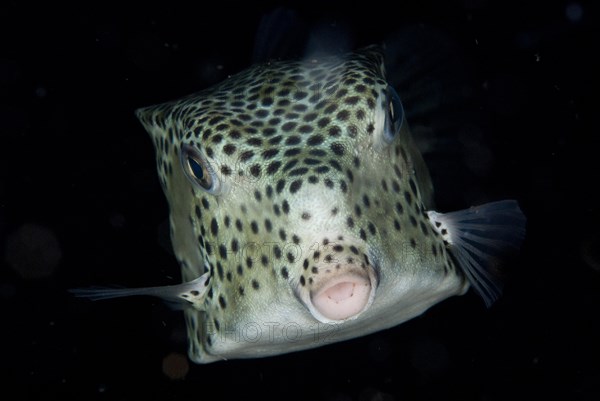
(162, 352, 189, 380)
(565, 3, 583, 23)
(5, 223, 62, 279)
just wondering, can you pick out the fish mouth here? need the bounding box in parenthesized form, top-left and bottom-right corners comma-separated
(298, 261, 378, 323)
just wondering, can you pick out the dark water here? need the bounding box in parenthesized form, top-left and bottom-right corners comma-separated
(1, 1, 598, 400)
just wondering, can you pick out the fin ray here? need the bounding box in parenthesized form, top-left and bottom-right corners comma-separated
(69, 273, 210, 309)
(427, 200, 526, 307)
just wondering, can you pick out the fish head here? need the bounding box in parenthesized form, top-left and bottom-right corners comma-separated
(136, 46, 469, 363)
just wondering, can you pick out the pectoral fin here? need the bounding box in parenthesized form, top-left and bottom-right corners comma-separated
(427, 200, 526, 307)
(70, 272, 210, 310)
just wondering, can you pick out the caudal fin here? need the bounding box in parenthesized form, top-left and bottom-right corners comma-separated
(427, 200, 526, 307)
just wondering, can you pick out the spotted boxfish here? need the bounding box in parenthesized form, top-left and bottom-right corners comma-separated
(73, 46, 526, 363)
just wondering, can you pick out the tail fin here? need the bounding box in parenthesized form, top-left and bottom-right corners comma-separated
(427, 200, 526, 307)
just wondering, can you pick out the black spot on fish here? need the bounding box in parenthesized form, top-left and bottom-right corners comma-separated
(274, 245, 282, 259)
(218, 295, 227, 309)
(219, 245, 228, 259)
(276, 179, 286, 194)
(330, 142, 345, 156)
(250, 164, 261, 177)
(262, 148, 279, 160)
(285, 135, 301, 145)
(420, 221, 429, 236)
(240, 150, 254, 162)
(328, 126, 341, 137)
(410, 216, 418, 227)
(210, 218, 219, 236)
(360, 228, 367, 241)
(318, 117, 330, 128)
(267, 160, 282, 175)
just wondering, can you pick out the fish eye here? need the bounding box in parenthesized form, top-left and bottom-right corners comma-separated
(383, 86, 404, 143)
(180, 144, 220, 194)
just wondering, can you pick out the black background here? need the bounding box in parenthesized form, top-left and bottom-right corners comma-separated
(1, 1, 599, 400)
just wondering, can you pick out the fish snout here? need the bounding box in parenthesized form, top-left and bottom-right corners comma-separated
(299, 258, 378, 323)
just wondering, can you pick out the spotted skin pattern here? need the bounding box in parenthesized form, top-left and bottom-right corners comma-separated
(136, 46, 469, 363)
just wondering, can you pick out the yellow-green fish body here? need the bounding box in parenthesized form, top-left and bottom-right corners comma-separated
(74, 46, 525, 363)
